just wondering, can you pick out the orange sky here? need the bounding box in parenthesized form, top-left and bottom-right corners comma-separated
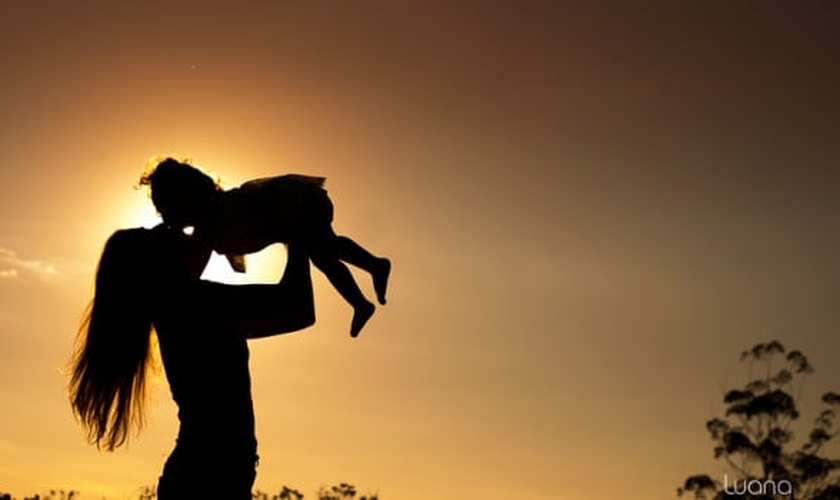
(1, 2, 839, 499)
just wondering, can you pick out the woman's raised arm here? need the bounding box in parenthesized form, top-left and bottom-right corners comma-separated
(205, 244, 316, 338)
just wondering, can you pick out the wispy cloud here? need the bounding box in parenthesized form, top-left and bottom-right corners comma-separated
(0, 247, 61, 282)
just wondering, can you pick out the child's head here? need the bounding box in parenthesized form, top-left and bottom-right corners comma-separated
(139, 158, 220, 230)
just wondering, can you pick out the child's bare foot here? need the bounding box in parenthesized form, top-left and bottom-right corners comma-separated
(350, 301, 376, 338)
(373, 258, 391, 305)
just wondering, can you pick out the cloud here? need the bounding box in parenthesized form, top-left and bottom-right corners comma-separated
(0, 247, 61, 282)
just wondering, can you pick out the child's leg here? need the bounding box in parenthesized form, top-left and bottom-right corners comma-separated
(310, 249, 375, 338)
(331, 234, 391, 306)
(307, 190, 391, 305)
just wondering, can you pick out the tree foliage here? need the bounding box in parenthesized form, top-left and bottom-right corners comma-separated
(254, 482, 379, 500)
(1, 482, 378, 500)
(678, 341, 840, 499)
(0, 491, 78, 500)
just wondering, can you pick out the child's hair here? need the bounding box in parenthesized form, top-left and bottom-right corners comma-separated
(69, 228, 158, 450)
(138, 157, 221, 214)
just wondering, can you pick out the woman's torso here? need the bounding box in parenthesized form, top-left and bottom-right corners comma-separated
(153, 281, 257, 460)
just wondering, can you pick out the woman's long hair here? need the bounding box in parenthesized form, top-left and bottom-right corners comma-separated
(69, 228, 158, 451)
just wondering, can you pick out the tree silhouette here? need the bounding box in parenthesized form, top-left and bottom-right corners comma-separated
(277, 486, 304, 500)
(316, 482, 378, 500)
(2, 483, 378, 500)
(0, 491, 79, 500)
(255, 482, 378, 500)
(678, 341, 840, 499)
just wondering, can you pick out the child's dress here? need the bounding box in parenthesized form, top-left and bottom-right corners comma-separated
(210, 175, 331, 272)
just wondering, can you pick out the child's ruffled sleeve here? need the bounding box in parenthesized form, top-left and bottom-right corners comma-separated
(225, 253, 247, 273)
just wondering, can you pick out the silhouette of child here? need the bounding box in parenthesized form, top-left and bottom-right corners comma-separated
(140, 157, 391, 337)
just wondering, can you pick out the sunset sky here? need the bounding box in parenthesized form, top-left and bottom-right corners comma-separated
(1, 1, 838, 499)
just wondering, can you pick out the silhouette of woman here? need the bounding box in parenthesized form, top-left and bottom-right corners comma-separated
(69, 224, 315, 499)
